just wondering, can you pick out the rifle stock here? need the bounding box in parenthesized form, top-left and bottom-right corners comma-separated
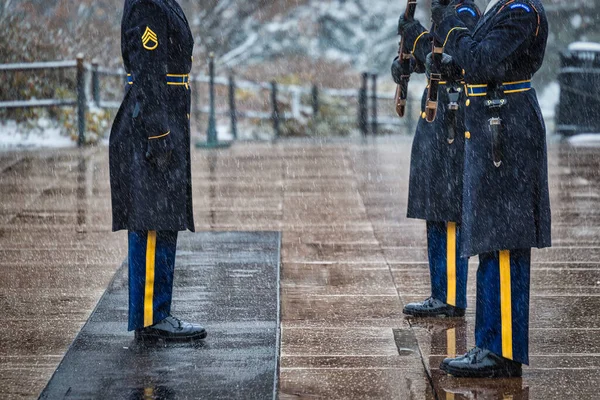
(395, 0, 418, 118)
(425, 45, 443, 122)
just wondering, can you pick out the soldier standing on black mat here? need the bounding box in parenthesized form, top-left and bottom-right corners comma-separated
(110, 0, 205, 341)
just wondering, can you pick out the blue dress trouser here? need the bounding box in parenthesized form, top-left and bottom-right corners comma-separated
(128, 230, 178, 331)
(476, 249, 531, 365)
(427, 221, 469, 309)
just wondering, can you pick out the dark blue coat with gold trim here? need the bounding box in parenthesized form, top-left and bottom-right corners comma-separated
(433, 0, 551, 257)
(110, 0, 195, 232)
(400, 1, 480, 223)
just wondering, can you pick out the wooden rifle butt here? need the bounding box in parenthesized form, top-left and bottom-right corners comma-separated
(425, 100, 438, 122)
(395, 86, 407, 117)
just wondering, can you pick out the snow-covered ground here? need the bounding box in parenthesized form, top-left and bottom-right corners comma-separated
(538, 82, 560, 119)
(0, 79, 571, 150)
(0, 119, 75, 150)
(568, 134, 600, 147)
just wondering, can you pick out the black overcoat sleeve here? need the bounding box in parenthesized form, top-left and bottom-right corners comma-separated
(405, 1, 480, 75)
(455, 1, 480, 31)
(433, 2, 539, 82)
(403, 22, 431, 69)
(126, 1, 171, 144)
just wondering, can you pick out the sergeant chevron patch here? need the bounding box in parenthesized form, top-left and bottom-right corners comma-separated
(142, 27, 158, 50)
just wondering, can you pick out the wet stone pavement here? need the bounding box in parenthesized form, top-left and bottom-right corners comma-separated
(1, 137, 600, 399)
(39, 231, 280, 400)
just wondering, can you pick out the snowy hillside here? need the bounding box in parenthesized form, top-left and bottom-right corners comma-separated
(1, 0, 599, 148)
(218, 0, 430, 75)
(1, 0, 597, 79)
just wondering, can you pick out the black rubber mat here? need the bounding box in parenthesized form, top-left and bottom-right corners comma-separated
(40, 231, 281, 400)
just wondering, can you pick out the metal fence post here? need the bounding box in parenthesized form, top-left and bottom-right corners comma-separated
(371, 73, 378, 136)
(193, 73, 201, 133)
(76, 54, 86, 147)
(196, 54, 230, 149)
(206, 53, 218, 146)
(358, 72, 368, 137)
(312, 84, 319, 118)
(271, 81, 281, 138)
(228, 72, 238, 140)
(91, 61, 100, 107)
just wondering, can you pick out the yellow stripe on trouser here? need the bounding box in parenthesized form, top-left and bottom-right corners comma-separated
(499, 250, 513, 360)
(144, 231, 157, 327)
(446, 222, 457, 306)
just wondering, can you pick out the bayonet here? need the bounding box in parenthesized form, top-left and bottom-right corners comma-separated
(395, 0, 418, 117)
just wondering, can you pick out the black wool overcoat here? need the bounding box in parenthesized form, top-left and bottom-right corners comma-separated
(402, 1, 481, 223)
(434, 0, 551, 257)
(110, 0, 195, 232)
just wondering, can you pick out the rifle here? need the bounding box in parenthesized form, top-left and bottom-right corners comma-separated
(424, 0, 450, 123)
(394, 0, 418, 117)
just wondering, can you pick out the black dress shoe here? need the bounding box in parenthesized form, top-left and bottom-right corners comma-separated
(444, 347, 522, 378)
(403, 297, 465, 318)
(135, 315, 207, 341)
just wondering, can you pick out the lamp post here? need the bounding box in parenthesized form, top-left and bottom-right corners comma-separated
(196, 52, 231, 149)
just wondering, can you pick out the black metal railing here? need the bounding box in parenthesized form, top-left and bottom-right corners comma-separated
(0, 55, 421, 147)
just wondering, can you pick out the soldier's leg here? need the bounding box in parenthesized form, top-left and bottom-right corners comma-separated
(428, 221, 468, 309)
(475, 249, 530, 364)
(403, 221, 468, 317)
(129, 230, 207, 340)
(150, 231, 178, 324)
(443, 248, 530, 377)
(427, 221, 447, 302)
(128, 230, 177, 331)
(128, 230, 151, 331)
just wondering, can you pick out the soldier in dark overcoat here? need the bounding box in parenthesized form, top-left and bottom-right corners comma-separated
(432, 0, 551, 377)
(391, 1, 481, 318)
(110, 0, 205, 340)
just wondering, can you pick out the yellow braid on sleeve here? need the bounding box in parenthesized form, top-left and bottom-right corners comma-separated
(443, 27, 468, 48)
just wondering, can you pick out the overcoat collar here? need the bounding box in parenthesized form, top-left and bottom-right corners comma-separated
(472, 0, 507, 36)
(163, 0, 189, 27)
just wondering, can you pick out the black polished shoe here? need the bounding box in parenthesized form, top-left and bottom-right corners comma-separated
(403, 297, 465, 318)
(444, 347, 522, 378)
(135, 315, 207, 341)
(440, 347, 480, 372)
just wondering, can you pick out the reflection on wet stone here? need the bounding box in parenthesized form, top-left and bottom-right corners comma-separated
(4, 140, 600, 398)
(408, 319, 532, 399)
(393, 328, 419, 356)
(434, 371, 529, 400)
(128, 386, 177, 400)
